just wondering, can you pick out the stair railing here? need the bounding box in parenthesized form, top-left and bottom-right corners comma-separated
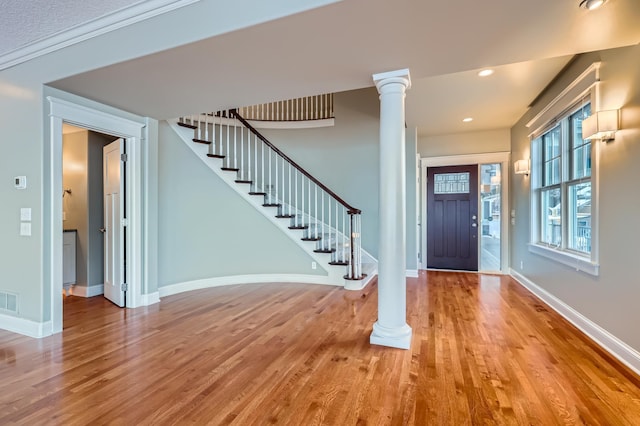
(178, 109, 364, 280)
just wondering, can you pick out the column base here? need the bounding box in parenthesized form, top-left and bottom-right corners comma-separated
(370, 321, 412, 349)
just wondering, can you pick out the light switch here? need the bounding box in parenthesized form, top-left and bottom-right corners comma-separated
(20, 223, 31, 236)
(20, 208, 31, 221)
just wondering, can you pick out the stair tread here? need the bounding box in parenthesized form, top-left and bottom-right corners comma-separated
(193, 138, 212, 145)
(329, 260, 348, 266)
(178, 122, 197, 129)
(248, 192, 267, 196)
(275, 214, 295, 218)
(313, 248, 336, 253)
(262, 203, 281, 207)
(301, 237, 322, 241)
(344, 273, 368, 281)
(221, 167, 240, 172)
(235, 180, 252, 184)
(207, 154, 225, 159)
(289, 225, 308, 230)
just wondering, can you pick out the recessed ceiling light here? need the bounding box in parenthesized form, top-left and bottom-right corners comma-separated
(463, 117, 473, 123)
(478, 69, 494, 77)
(579, 0, 605, 10)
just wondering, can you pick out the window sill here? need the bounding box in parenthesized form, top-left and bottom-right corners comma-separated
(528, 243, 599, 276)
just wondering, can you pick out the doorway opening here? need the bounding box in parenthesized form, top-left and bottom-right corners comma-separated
(62, 125, 127, 307)
(46, 96, 148, 335)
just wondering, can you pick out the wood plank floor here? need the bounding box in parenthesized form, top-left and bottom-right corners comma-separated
(1, 271, 639, 425)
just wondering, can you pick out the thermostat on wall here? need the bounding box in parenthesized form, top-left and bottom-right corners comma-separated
(14, 176, 27, 189)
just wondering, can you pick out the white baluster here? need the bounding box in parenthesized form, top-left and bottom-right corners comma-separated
(275, 153, 279, 205)
(240, 126, 244, 180)
(254, 132, 258, 185)
(268, 147, 272, 203)
(314, 185, 318, 239)
(226, 112, 230, 167)
(321, 191, 325, 249)
(288, 163, 292, 216)
(308, 179, 311, 234)
(261, 141, 265, 194)
(247, 129, 251, 181)
(294, 169, 299, 225)
(301, 173, 305, 226)
(233, 120, 237, 170)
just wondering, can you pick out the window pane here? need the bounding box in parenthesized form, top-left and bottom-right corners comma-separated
(541, 188, 561, 246)
(572, 144, 591, 179)
(544, 157, 561, 186)
(434, 172, 470, 194)
(544, 127, 561, 159)
(571, 103, 592, 179)
(568, 182, 591, 253)
(480, 164, 501, 271)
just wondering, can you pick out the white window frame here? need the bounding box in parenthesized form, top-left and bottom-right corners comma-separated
(525, 63, 601, 276)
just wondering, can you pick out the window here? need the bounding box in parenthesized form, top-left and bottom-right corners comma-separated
(530, 102, 598, 274)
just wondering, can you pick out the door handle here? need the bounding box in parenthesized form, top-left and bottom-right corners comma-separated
(471, 223, 477, 228)
(99, 228, 106, 233)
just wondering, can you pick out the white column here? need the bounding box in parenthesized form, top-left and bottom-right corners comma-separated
(370, 68, 412, 350)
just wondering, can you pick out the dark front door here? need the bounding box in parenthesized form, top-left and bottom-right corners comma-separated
(427, 165, 479, 271)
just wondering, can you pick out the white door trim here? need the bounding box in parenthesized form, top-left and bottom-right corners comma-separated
(420, 152, 511, 273)
(47, 97, 147, 334)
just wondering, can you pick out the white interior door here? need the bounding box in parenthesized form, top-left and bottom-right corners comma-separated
(103, 139, 125, 307)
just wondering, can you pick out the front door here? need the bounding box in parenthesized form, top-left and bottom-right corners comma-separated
(427, 165, 478, 271)
(103, 139, 126, 307)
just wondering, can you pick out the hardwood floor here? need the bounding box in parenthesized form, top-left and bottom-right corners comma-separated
(1, 271, 639, 425)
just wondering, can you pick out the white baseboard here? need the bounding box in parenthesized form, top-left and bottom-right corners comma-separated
(510, 269, 640, 376)
(406, 269, 419, 278)
(140, 292, 161, 306)
(0, 313, 52, 338)
(158, 274, 340, 298)
(71, 284, 104, 298)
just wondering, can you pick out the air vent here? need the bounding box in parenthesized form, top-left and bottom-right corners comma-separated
(0, 291, 18, 314)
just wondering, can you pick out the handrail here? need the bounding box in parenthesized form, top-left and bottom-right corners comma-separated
(229, 109, 361, 214)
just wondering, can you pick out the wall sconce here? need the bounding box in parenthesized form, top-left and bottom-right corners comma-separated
(514, 159, 530, 176)
(582, 109, 619, 142)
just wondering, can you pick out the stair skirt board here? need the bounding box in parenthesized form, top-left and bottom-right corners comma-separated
(169, 119, 378, 288)
(159, 274, 347, 298)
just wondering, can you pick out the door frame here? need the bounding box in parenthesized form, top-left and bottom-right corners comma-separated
(47, 97, 149, 334)
(420, 152, 510, 273)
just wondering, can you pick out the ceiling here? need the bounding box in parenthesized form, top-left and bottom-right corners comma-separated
(4, 0, 640, 136)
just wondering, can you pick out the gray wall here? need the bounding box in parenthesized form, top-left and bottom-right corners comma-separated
(87, 132, 118, 287)
(62, 130, 117, 289)
(510, 44, 640, 352)
(419, 129, 510, 158)
(157, 121, 325, 287)
(62, 131, 89, 287)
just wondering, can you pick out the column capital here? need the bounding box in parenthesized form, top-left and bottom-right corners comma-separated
(372, 68, 411, 93)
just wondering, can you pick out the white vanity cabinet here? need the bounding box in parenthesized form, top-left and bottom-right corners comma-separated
(63, 230, 77, 288)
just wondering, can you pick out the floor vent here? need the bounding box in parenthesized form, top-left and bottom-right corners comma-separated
(0, 291, 18, 314)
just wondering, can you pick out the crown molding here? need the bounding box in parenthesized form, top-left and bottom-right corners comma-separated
(0, 0, 200, 71)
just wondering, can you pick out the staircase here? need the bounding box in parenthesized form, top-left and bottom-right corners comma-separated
(169, 108, 376, 290)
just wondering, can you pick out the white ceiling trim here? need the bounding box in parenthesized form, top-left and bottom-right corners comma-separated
(0, 0, 201, 71)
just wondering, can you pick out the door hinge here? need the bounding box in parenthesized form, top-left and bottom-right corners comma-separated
(121, 218, 129, 227)
(121, 153, 128, 162)
(121, 282, 128, 291)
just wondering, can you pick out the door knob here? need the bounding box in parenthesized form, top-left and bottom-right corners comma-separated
(471, 223, 477, 228)
(99, 228, 106, 233)
(472, 215, 477, 220)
